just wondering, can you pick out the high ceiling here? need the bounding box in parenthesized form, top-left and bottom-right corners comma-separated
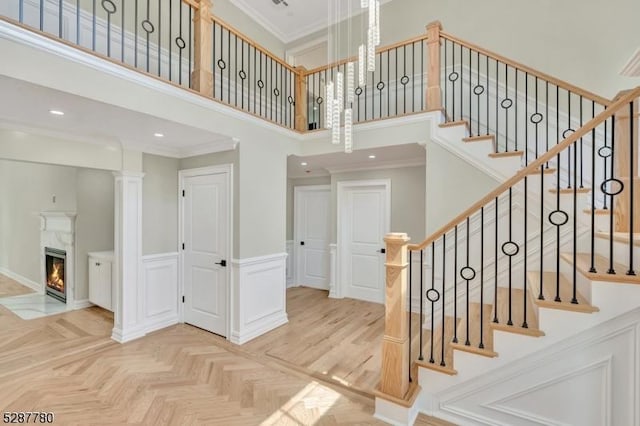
(232, 0, 392, 44)
(0, 76, 232, 158)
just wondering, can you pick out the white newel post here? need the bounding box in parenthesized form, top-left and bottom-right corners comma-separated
(111, 171, 146, 343)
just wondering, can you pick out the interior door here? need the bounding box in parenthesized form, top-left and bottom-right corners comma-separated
(295, 186, 331, 289)
(343, 184, 389, 303)
(183, 171, 228, 336)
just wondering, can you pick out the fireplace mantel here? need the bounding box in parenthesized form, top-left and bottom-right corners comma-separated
(40, 212, 77, 234)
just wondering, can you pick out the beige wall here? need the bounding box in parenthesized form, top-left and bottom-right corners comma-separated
(179, 149, 240, 258)
(425, 142, 499, 235)
(286, 176, 332, 240)
(288, 0, 640, 98)
(0, 160, 77, 284)
(142, 154, 179, 255)
(75, 168, 115, 301)
(330, 166, 426, 243)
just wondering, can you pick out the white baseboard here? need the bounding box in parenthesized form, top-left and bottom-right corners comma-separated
(111, 325, 147, 343)
(229, 312, 288, 345)
(73, 299, 94, 309)
(0, 267, 43, 292)
(145, 315, 180, 334)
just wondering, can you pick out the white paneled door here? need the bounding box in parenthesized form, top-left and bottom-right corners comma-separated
(294, 185, 331, 289)
(339, 181, 390, 304)
(181, 168, 230, 337)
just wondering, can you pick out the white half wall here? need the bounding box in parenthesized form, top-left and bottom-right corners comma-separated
(230, 253, 288, 345)
(142, 252, 179, 334)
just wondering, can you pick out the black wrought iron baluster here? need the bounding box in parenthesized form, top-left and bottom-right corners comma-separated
(403, 44, 408, 115)
(134, 0, 138, 67)
(545, 82, 549, 166)
(580, 97, 584, 188)
(421, 40, 424, 111)
(379, 52, 383, 119)
(464, 217, 471, 346)
(145, 0, 150, 73)
(92, 0, 96, 51)
(253, 47, 257, 113)
(515, 68, 518, 152)
(495, 59, 498, 153)
(468, 47, 471, 135)
(168, 0, 172, 81)
(525, 73, 529, 162)
(493, 196, 499, 323)
(475, 51, 480, 137)
(440, 234, 446, 365)
(429, 242, 435, 363)
(485, 54, 489, 135)
(269, 57, 274, 121)
(395, 47, 398, 117)
(412, 42, 416, 114)
(523, 177, 529, 326)
(459, 43, 462, 122)
(104, 0, 113, 57)
(76, 0, 80, 45)
(158, 0, 162, 76)
(419, 249, 424, 361)
(240, 40, 245, 110)
(607, 117, 616, 274)
(259, 51, 263, 116)
(555, 111, 562, 302)
(589, 103, 597, 273)
(227, 30, 231, 105)
(219, 26, 225, 101)
(453, 225, 458, 344)
(539, 164, 545, 300)
(188, 6, 192, 88)
(19, 0, 24, 23)
(567, 91, 573, 189)
(572, 136, 579, 304)
(507, 187, 513, 326)
(234, 35, 238, 108)
(408, 250, 412, 371)
(628, 101, 636, 276)
(604, 120, 609, 209)
(504, 63, 509, 153)
(443, 39, 448, 119)
(479, 206, 485, 348)
(307, 74, 311, 128)
(450, 42, 456, 121)
(58, 0, 62, 38)
(387, 50, 391, 118)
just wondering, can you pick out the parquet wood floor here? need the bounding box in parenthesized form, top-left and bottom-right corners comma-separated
(0, 274, 34, 298)
(243, 288, 386, 396)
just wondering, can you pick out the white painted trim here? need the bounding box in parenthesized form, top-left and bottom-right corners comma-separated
(0, 267, 42, 293)
(328, 243, 338, 298)
(621, 48, 640, 77)
(0, 20, 299, 142)
(336, 179, 391, 303)
(229, 252, 288, 345)
(141, 252, 179, 262)
(73, 299, 94, 309)
(325, 158, 426, 175)
(285, 240, 294, 288)
(142, 252, 179, 334)
(178, 164, 233, 340)
(293, 184, 331, 290)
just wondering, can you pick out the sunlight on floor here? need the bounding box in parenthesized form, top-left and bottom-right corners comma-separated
(260, 381, 342, 426)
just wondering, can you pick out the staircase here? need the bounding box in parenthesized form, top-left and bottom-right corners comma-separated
(375, 22, 640, 426)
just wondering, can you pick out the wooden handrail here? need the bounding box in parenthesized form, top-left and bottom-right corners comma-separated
(303, 34, 430, 76)
(181, 0, 200, 9)
(439, 31, 610, 107)
(210, 15, 297, 73)
(408, 86, 640, 251)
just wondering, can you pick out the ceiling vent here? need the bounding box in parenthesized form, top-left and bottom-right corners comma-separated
(272, 0, 289, 6)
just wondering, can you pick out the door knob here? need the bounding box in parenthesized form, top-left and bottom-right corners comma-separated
(215, 260, 227, 267)
(378, 248, 386, 254)
(300, 241, 305, 246)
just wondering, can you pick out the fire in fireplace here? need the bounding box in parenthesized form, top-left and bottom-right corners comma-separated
(45, 247, 66, 303)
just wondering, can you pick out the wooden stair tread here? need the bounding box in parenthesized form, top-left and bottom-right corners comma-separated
(561, 253, 640, 284)
(490, 288, 544, 337)
(525, 167, 557, 175)
(595, 231, 640, 247)
(549, 187, 591, 194)
(488, 150, 524, 158)
(583, 208, 611, 215)
(439, 120, 469, 129)
(451, 303, 498, 357)
(463, 134, 495, 143)
(527, 271, 598, 313)
(414, 317, 458, 375)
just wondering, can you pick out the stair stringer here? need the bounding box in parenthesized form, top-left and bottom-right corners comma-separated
(415, 283, 640, 426)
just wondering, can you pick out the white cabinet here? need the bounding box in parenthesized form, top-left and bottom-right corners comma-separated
(88, 251, 114, 312)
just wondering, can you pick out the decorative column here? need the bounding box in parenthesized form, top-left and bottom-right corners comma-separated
(111, 171, 146, 343)
(425, 21, 442, 112)
(295, 66, 308, 132)
(192, 0, 214, 96)
(378, 233, 411, 400)
(614, 96, 639, 233)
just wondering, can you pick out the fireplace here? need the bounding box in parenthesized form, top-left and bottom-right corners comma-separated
(45, 247, 66, 303)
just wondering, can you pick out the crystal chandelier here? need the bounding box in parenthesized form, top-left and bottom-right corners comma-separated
(326, 0, 380, 153)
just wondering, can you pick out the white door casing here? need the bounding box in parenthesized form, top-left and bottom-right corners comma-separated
(179, 165, 232, 337)
(337, 180, 391, 304)
(294, 185, 331, 290)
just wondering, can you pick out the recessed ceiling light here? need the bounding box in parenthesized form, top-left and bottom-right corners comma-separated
(368, 155, 376, 159)
(49, 110, 65, 116)
(301, 162, 308, 166)
(154, 133, 164, 138)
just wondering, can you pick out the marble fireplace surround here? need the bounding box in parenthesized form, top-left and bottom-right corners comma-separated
(40, 211, 76, 309)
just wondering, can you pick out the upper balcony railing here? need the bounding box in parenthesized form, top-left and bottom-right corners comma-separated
(0, 4, 615, 143)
